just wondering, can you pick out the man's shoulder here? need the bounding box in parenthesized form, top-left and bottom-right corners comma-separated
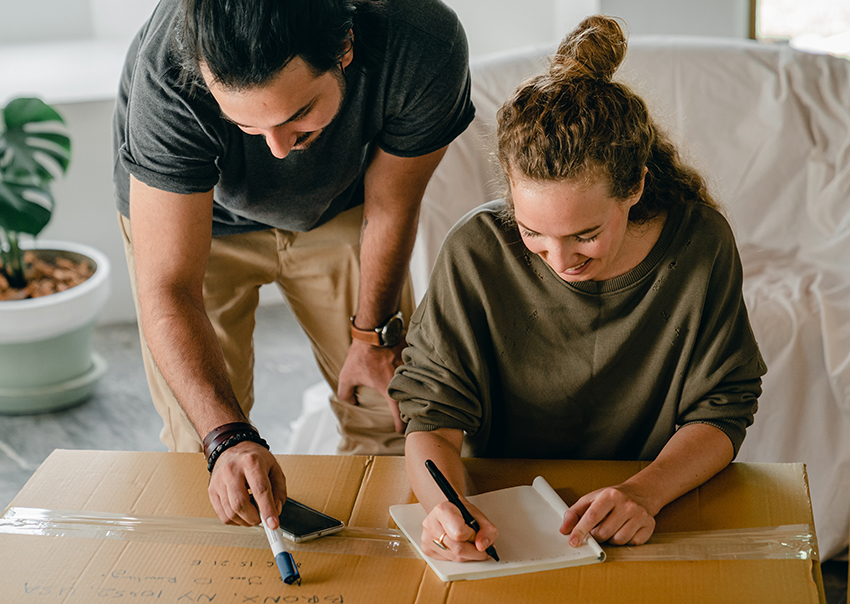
(134, 0, 181, 64)
(383, 0, 463, 46)
(125, 0, 192, 103)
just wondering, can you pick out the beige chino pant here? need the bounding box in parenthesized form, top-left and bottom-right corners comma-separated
(119, 205, 412, 456)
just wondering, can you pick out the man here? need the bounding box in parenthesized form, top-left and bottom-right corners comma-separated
(113, 0, 474, 531)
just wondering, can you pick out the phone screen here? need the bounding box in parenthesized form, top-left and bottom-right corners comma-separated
(278, 498, 344, 543)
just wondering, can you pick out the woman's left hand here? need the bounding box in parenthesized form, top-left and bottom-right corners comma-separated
(559, 483, 656, 546)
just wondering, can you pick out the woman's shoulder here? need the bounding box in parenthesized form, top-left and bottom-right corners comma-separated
(444, 199, 516, 245)
(678, 202, 738, 245)
(434, 199, 524, 277)
(676, 202, 742, 268)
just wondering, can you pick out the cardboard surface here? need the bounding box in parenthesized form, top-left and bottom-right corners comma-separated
(356, 457, 825, 603)
(0, 451, 826, 603)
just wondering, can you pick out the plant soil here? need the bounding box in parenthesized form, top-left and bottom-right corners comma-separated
(0, 251, 94, 301)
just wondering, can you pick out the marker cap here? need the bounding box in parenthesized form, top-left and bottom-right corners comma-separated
(275, 551, 301, 586)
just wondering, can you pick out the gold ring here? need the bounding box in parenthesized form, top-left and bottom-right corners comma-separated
(432, 532, 448, 550)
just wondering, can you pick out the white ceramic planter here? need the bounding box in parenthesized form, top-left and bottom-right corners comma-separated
(0, 240, 111, 413)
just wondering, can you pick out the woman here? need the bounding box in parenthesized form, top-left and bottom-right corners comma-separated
(389, 15, 766, 562)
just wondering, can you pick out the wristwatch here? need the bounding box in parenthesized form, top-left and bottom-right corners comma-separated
(350, 311, 405, 347)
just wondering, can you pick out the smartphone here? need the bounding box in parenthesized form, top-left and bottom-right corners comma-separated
(277, 498, 345, 543)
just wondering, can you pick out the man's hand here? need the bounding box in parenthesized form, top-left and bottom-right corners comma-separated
(208, 441, 287, 528)
(337, 338, 406, 433)
(559, 483, 656, 547)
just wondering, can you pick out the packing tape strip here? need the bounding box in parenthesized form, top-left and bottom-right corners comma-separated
(603, 524, 818, 562)
(0, 507, 816, 562)
(0, 507, 417, 558)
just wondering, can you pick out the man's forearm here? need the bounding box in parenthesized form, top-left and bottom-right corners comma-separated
(140, 288, 246, 440)
(355, 201, 419, 327)
(129, 177, 244, 440)
(355, 146, 447, 327)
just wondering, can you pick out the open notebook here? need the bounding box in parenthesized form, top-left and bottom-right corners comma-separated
(389, 476, 606, 581)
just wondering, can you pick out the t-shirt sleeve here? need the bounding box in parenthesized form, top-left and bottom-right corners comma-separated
(375, 11, 475, 158)
(675, 217, 766, 458)
(119, 50, 224, 195)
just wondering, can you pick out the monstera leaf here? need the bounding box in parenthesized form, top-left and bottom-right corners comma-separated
(0, 97, 71, 237)
(0, 97, 71, 288)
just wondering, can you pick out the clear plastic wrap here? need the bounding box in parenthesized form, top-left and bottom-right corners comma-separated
(0, 507, 816, 562)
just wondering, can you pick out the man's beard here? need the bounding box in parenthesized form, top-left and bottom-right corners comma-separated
(295, 65, 347, 152)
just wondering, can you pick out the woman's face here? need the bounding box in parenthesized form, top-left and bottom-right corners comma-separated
(511, 174, 643, 282)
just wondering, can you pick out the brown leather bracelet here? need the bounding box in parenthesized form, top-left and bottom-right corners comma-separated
(206, 431, 269, 474)
(203, 422, 256, 460)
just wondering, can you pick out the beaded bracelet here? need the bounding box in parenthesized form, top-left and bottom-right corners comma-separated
(203, 422, 256, 460)
(206, 429, 270, 474)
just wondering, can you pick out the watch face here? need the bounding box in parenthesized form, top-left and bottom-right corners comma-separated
(381, 315, 404, 347)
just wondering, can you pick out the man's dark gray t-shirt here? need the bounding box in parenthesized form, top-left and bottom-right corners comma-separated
(113, 0, 475, 236)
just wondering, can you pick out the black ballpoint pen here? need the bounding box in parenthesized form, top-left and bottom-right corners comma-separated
(425, 459, 500, 561)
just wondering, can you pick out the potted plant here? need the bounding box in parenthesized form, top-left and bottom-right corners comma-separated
(0, 96, 110, 414)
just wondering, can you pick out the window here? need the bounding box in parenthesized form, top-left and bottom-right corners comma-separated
(755, 0, 850, 58)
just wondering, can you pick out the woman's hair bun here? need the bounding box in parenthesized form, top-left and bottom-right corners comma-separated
(550, 15, 627, 82)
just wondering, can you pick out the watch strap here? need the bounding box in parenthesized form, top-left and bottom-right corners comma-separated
(350, 311, 403, 347)
(350, 318, 383, 346)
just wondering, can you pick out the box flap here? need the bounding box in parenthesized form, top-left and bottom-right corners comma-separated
(7, 451, 369, 523)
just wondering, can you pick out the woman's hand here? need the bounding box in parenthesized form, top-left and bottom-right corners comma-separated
(405, 428, 498, 562)
(560, 424, 736, 547)
(559, 483, 656, 546)
(420, 499, 499, 562)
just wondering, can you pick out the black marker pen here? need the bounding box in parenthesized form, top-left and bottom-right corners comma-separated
(425, 459, 500, 562)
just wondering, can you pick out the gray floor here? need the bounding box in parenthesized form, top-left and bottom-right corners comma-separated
(0, 303, 846, 603)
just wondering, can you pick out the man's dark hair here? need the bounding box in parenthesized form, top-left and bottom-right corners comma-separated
(176, 0, 385, 91)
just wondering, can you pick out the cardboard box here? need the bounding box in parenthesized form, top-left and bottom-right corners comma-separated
(0, 451, 826, 603)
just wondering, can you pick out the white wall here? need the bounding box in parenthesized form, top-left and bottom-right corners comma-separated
(1, 0, 752, 324)
(444, 0, 750, 56)
(0, 0, 160, 45)
(445, 0, 597, 56)
(600, 0, 751, 39)
(0, 0, 93, 44)
(87, 0, 161, 41)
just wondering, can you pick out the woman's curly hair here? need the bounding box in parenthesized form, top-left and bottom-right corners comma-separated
(497, 15, 716, 223)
